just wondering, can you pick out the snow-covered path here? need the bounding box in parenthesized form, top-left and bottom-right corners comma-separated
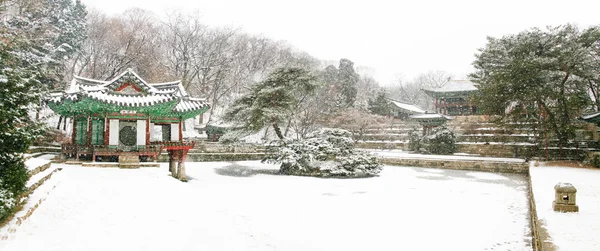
(2, 162, 531, 251)
(530, 164, 600, 251)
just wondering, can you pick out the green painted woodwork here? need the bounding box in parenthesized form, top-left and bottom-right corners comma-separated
(423, 90, 478, 99)
(48, 98, 178, 117)
(75, 119, 87, 145)
(91, 119, 105, 145)
(48, 98, 209, 120)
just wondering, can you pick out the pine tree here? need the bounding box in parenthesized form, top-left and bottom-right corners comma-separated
(471, 24, 600, 149)
(0, 38, 45, 221)
(224, 67, 317, 139)
(368, 91, 391, 116)
(337, 58, 359, 108)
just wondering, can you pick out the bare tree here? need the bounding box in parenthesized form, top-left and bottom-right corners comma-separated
(389, 70, 453, 110)
(74, 8, 163, 81)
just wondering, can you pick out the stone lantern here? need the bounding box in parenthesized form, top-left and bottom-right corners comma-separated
(553, 182, 579, 213)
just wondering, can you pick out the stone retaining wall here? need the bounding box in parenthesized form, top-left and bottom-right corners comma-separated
(379, 157, 529, 174)
(157, 152, 265, 162)
(527, 169, 543, 251)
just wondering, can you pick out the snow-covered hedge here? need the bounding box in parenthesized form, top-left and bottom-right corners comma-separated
(425, 126, 457, 155)
(408, 126, 457, 155)
(263, 128, 382, 178)
(408, 128, 423, 152)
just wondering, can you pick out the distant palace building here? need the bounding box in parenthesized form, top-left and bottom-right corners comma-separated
(422, 80, 478, 116)
(388, 99, 426, 119)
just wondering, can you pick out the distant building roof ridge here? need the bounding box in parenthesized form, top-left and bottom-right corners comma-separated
(422, 79, 478, 93)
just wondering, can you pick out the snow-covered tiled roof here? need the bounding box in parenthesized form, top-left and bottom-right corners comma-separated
(410, 113, 452, 120)
(48, 69, 209, 115)
(83, 91, 176, 107)
(175, 98, 210, 112)
(422, 80, 478, 93)
(389, 100, 425, 114)
(152, 81, 188, 96)
(581, 112, 600, 120)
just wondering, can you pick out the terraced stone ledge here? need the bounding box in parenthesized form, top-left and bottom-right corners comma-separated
(379, 157, 529, 174)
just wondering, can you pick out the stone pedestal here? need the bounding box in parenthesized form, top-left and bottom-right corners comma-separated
(553, 182, 579, 213)
(119, 154, 140, 169)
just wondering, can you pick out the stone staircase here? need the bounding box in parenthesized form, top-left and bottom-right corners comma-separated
(349, 115, 599, 160)
(0, 153, 62, 240)
(449, 116, 598, 159)
(351, 120, 420, 149)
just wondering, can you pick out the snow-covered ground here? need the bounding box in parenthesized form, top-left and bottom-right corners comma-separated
(2, 162, 531, 251)
(530, 164, 600, 251)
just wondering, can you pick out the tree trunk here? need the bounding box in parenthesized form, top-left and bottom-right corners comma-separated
(57, 116, 63, 130)
(272, 123, 284, 140)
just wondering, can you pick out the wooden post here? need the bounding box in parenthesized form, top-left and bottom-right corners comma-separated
(146, 117, 150, 146)
(87, 116, 92, 146)
(72, 116, 77, 144)
(104, 117, 110, 146)
(179, 120, 183, 142)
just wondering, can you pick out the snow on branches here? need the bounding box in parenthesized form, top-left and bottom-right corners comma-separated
(263, 128, 382, 178)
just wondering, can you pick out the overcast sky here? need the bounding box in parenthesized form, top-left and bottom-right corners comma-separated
(81, 0, 599, 85)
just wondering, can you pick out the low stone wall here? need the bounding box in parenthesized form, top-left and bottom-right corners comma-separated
(194, 143, 265, 153)
(379, 157, 529, 174)
(355, 141, 407, 150)
(27, 162, 52, 178)
(27, 146, 61, 154)
(158, 152, 265, 162)
(527, 169, 543, 251)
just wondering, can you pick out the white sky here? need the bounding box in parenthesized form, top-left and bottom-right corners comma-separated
(81, 0, 599, 85)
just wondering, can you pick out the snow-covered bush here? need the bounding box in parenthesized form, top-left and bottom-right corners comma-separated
(425, 126, 457, 155)
(408, 128, 423, 152)
(263, 128, 382, 178)
(408, 126, 457, 155)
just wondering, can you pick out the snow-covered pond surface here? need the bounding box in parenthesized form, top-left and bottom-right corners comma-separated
(530, 164, 600, 251)
(2, 162, 531, 251)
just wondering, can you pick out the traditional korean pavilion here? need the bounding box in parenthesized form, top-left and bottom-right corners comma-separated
(388, 99, 425, 120)
(47, 69, 209, 181)
(422, 80, 478, 116)
(410, 113, 452, 136)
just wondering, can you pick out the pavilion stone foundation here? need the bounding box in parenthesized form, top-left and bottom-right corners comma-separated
(553, 182, 579, 213)
(119, 154, 140, 169)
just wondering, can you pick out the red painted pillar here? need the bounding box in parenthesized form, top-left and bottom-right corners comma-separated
(87, 116, 92, 146)
(146, 117, 150, 145)
(178, 120, 183, 142)
(104, 117, 110, 146)
(72, 116, 77, 144)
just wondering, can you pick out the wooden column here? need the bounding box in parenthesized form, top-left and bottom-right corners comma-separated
(435, 97, 439, 113)
(104, 117, 110, 146)
(72, 116, 77, 144)
(178, 120, 183, 142)
(86, 116, 92, 146)
(146, 117, 150, 145)
(469, 100, 474, 115)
